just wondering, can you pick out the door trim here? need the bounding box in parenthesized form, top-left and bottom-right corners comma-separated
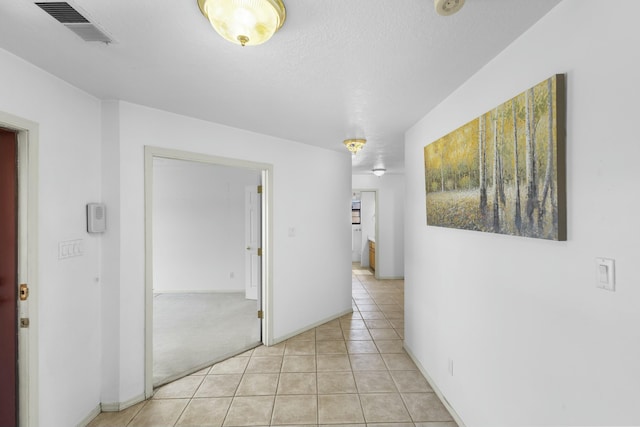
(143, 146, 273, 398)
(0, 111, 40, 427)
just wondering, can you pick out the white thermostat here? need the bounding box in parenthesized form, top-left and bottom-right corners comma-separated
(87, 203, 106, 233)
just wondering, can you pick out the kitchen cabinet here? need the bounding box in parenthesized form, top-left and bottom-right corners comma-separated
(369, 240, 375, 271)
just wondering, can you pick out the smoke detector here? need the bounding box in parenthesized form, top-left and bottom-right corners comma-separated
(435, 0, 465, 16)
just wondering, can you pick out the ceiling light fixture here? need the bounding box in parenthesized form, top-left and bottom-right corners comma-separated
(434, 0, 465, 16)
(197, 0, 286, 47)
(372, 168, 386, 177)
(344, 139, 367, 156)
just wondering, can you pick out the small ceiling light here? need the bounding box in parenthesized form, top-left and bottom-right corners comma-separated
(198, 0, 286, 47)
(372, 168, 386, 177)
(344, 139, 367, 155)
(434, 0, 465, 16)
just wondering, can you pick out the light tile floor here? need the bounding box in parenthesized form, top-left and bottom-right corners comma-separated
(88, 266, 457, 427)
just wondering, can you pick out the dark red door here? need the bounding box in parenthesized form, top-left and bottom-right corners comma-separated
(0, 128, 18, 426)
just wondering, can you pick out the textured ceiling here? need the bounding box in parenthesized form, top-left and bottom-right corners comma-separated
(0, 0, 561, 174)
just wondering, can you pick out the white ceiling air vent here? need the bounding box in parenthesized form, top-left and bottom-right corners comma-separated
(35, 2, 113, 43)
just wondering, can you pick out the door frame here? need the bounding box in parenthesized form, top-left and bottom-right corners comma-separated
(143, 146, 273, 397)
(0, 111, 40, 427)
(353, 188, 379, 279)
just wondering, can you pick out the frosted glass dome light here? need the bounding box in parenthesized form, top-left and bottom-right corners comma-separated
(198, 0, 286, 46)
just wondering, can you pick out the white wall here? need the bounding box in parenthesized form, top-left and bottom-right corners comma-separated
(102, 101, 353, 405)
(153, 159, 259, 293)
(0, 49, 102, 426)
(404, 1, 640, 425)
(0, 46, 353, 420)
(352, 173, 405, 279)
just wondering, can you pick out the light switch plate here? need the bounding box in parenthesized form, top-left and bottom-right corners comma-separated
(595, 257, 615, 291)
(59, 239, 83, 259)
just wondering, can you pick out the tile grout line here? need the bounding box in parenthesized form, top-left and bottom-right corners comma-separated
(170, 396, 190, 427)
(172, 374, 207, 426)
(270, 343, 288, 425)
(352, 271, 368, 424)
(221, 352, 249, 427)
(314, 324, 319, 426)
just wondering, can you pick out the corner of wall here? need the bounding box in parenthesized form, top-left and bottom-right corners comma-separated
(99, 100, 122, 404)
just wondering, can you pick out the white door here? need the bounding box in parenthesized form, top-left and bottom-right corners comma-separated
(245, 185, 261, 300)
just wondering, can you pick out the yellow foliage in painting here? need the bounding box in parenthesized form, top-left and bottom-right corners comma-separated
(423, 75, 565, 240)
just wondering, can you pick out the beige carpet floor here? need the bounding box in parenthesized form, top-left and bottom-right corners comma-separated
(153, 292, 261, 386)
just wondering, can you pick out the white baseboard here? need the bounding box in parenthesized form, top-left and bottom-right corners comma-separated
(76, 404, 101, 427)
(403, 343, 466, 427)
(100, 392, 146, 413)
(272, 308, 353, 344)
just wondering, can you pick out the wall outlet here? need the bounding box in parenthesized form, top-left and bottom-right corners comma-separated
(448, 359, 454, 376)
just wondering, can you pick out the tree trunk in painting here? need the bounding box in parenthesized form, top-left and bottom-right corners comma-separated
(540, 78, 554, 226)
(498, 113, 506, 205)
(525, 88, 538, 230)
(512, 99, 522, 233)
(478, 115, 487, 217)
(440, 150, 445, 192)
(492, 118, 500, 232)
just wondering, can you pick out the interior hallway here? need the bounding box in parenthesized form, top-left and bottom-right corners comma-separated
(88, 266, 457, 426)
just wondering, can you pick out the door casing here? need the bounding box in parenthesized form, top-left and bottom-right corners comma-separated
(143, 146, 273, 398)
(0, 111, 40, 427)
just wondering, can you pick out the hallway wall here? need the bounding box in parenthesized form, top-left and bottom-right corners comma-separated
(404, 0, 640, 425)
(0, 46, 352, 424)
(0, 48, 102, 427)
(101, 101, 353, 406)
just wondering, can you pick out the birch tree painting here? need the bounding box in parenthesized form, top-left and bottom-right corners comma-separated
(424, 75, 566, 240)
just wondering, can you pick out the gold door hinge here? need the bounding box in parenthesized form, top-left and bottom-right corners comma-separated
(257, 185, 263, 194)
(257, 248, 262, 256)
(19, 284, 29, 301)
(257, 310, 264, 319)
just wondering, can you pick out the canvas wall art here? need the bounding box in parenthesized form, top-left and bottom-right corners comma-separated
(424, 74, 566, 240)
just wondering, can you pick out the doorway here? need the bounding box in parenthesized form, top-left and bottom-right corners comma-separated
(144, 147, 273, 394)
(0, 112, 39, 427)
(351, 190, 378, 277)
